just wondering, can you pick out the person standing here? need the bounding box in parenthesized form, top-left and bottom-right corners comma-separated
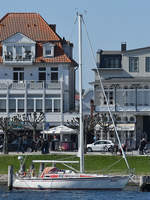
(139, 138, 147, 155)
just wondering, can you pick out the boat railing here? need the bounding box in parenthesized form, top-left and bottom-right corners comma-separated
(32, 160, 79, 164)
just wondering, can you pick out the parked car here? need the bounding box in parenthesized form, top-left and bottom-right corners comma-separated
(0, 138, 33, 152)
(87, 140, 114, 152)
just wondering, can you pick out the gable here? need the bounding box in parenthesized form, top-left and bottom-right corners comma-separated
(2, 33, 35, 44)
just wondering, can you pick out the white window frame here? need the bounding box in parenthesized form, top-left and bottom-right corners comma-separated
(145, 57, 150, 72)
(129, 57, 139, 72)
(43, 43, 55, 57)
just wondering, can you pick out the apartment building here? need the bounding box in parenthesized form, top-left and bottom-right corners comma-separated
(92, 43, 150, 149)
(0, 13, 77, 129)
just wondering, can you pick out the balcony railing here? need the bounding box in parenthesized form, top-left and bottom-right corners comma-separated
(0, 81, 61, 90)
(95, 88, 150, 112)
(3, 54, 34, 64)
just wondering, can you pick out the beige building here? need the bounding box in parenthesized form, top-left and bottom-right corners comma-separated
(92, 43, 150, 149)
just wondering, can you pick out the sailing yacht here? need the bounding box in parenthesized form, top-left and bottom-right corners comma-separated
(12, 14, 130, 190)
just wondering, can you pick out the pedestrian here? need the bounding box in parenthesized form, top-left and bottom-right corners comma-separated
(139, 138, 147, 155)
(17, 136, 24, 153)
(114, 144, 118, 155)
(93, 135, 97, 142)
(119, 143, 126, 155)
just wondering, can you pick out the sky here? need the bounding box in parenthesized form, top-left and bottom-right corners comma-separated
(1, 0, 150, 90)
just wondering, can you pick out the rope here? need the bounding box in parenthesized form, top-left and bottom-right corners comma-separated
(102, 157, 124, 173)
(81, 16, 130, 171)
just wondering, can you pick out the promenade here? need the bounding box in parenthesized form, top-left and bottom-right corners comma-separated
(0, 150, 143, 156)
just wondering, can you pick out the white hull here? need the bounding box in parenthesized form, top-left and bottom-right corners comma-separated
(13, 174, 129, 190)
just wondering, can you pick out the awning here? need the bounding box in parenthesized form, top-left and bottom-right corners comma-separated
(95, 123, 135, 131)
(116, 123, 135, 131)
(41, 125, 78, 135)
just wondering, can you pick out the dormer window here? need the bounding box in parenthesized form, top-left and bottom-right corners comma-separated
(2, 33, 35, 64)
(43, 43, 54, 57)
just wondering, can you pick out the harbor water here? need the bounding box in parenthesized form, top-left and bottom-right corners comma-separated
(0, 185, 150, 200)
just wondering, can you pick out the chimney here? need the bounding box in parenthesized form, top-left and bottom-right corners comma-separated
(121, 42, 127, 51)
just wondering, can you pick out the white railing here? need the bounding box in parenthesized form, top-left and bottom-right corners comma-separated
(3, 55, 34, 64)
(0, 81, 61, 90)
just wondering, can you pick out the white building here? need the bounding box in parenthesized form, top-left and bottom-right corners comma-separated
(92, 43, 150, 149)
(0, 13, 78, 128)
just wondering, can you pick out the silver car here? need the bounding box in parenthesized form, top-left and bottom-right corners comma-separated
(87, 140, 114, 152)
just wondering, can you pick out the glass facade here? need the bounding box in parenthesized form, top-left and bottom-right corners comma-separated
(3, 94, 61, 113)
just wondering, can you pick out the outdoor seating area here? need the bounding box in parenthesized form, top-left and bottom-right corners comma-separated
(41, 125, 78, 152)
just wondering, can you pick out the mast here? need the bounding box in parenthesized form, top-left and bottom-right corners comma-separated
(78, 13, 84, 173)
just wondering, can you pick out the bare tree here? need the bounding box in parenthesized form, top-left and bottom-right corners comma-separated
(66, 112, 114, 145)
(19, 112, 45, 141)
(65, 115, 95, 149)
(0, 116, 21, 154)
(92, 113, 113, 140)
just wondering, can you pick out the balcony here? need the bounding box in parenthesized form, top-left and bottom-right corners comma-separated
(0, 81, 61, 90)
(3, 52, 34, 64)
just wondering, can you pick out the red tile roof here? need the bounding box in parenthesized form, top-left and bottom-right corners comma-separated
(0, 13, 77, 65)
(0, 13, 60, 41)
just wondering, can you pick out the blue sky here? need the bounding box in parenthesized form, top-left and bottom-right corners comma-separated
(1, 0, 150, 90)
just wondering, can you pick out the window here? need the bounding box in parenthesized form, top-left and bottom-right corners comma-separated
(27, 99, 34, 112)
(45, 94, 60, 98)
(54, 99, 61, 112)
(28, 94, 42, 98)
(45, 99, 52, 112)
(51, 67, 58, 81)
(129, 57, 139, 72)
(101, 55, 121, 68)
(13, 68, 24, 82)
(43, 43, 54, 57)
(0, 99, 6, 112)
(9, 94, 24, 98)
(145, 57, 150, 72)
(18, 99, 24, 112)
(39, 67, 46, 81)
(24, 46, 32, 60)
(9, 99, 16, 112)
(103, 90, 114, 105)
(36, 99, 42, 112)
(5, 46, 13, 61)
(16, 46, 22, 60)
